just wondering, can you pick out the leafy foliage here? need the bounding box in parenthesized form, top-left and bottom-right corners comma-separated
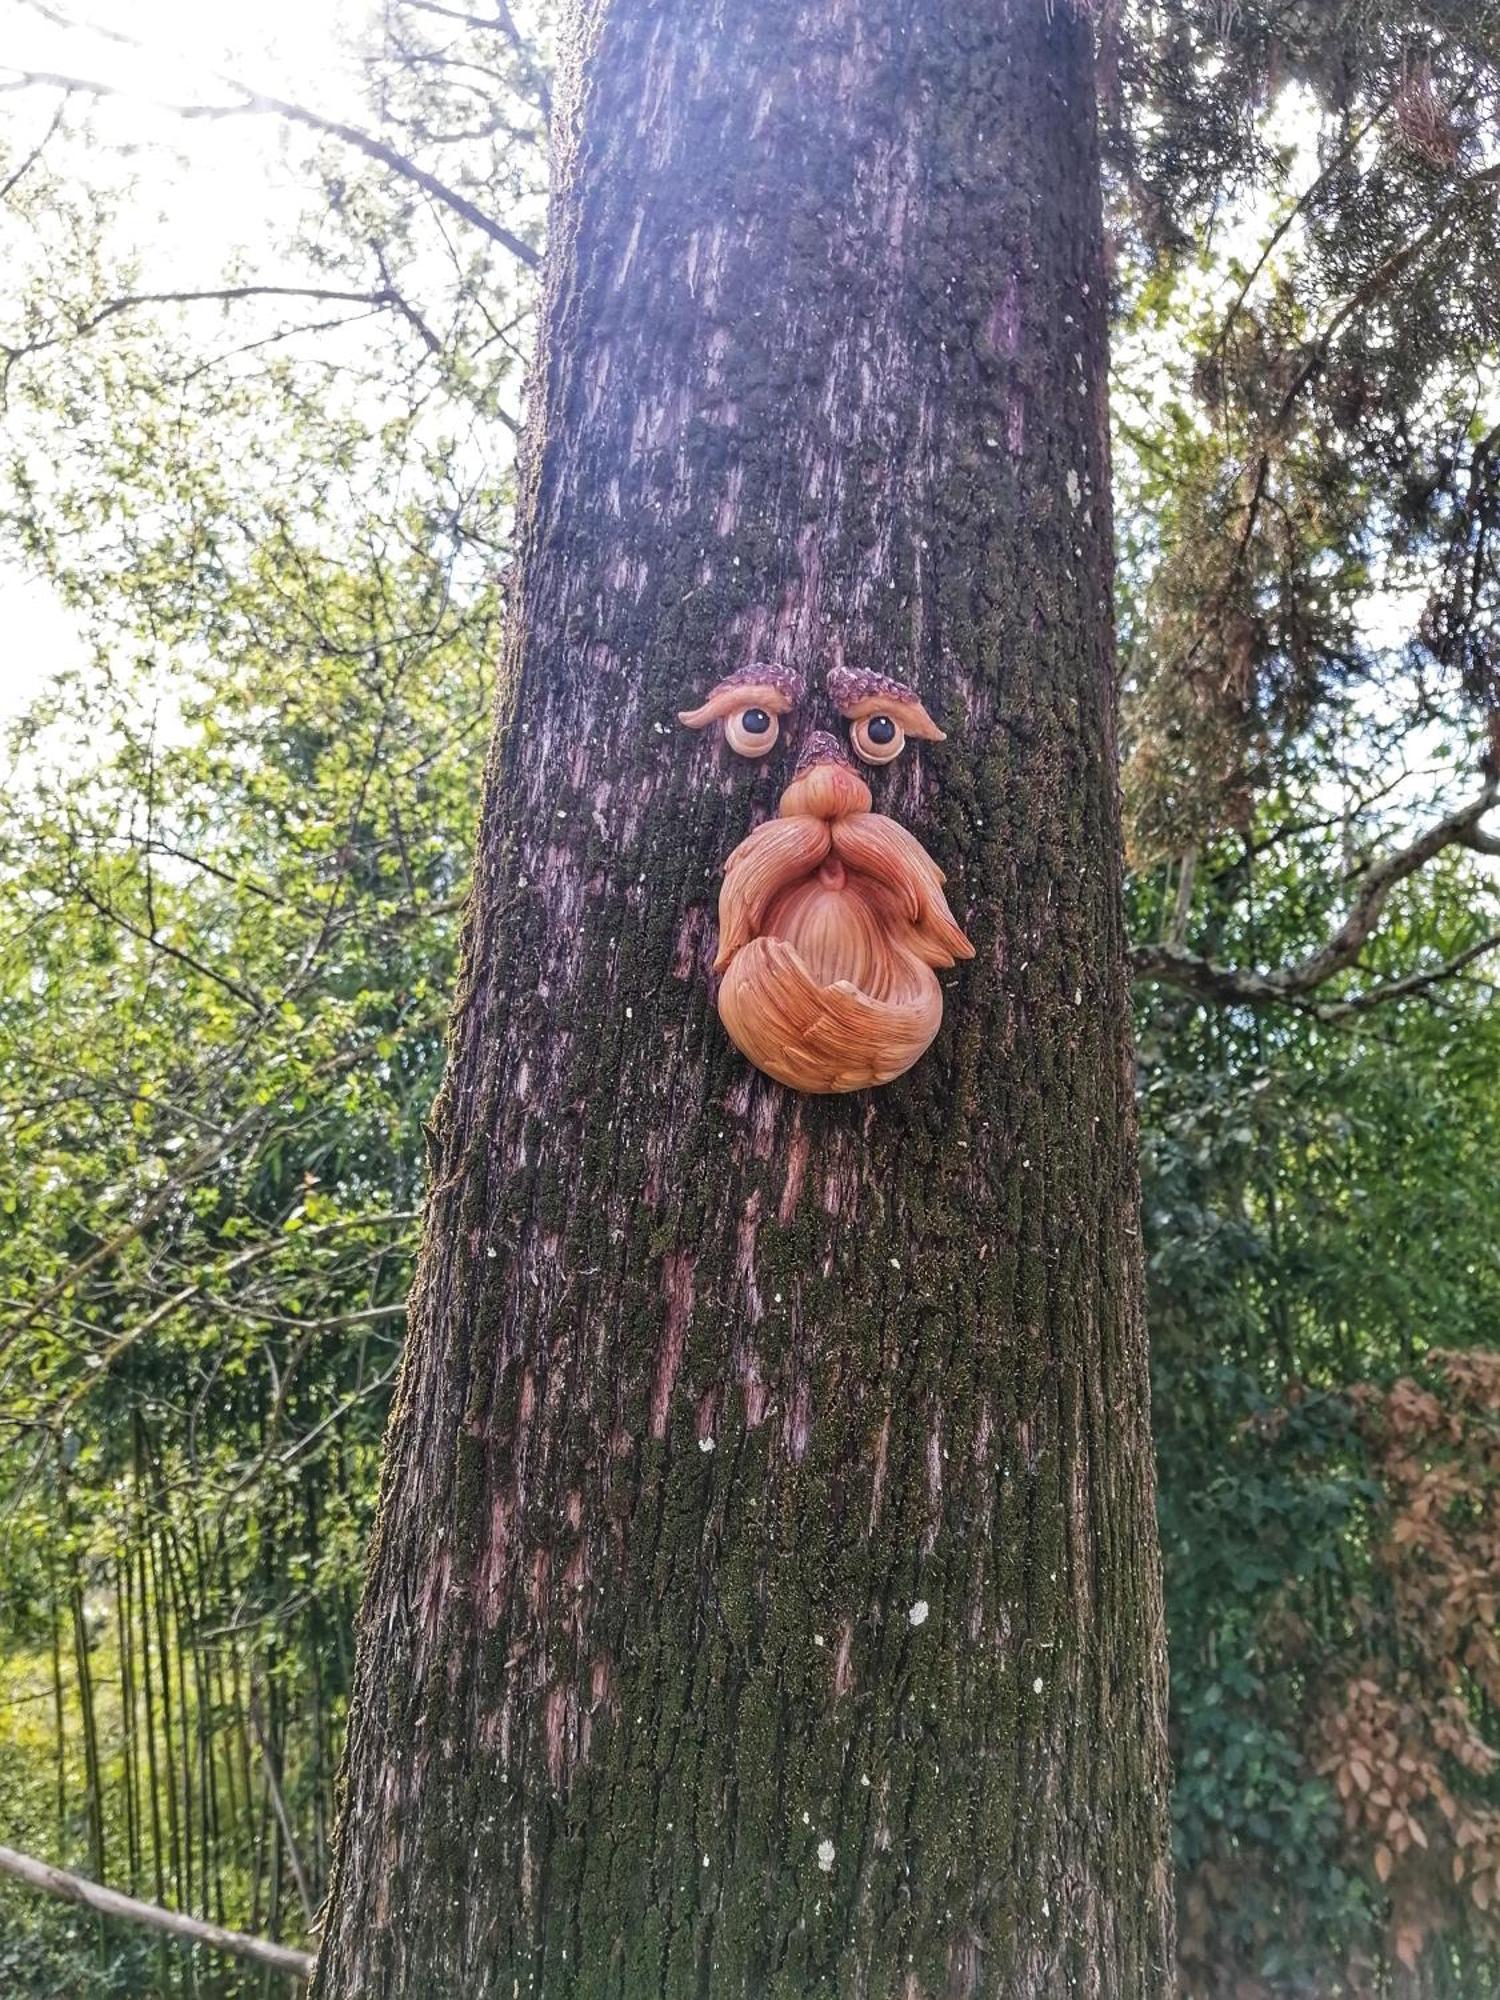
(1141, 887, 1500, 1991)
(0, 50, 518, 1964)
(0, 564, 493, 1980)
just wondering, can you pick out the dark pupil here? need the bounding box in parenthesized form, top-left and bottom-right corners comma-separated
(741, 707, 771, 735)
(867, 714, 897, 745)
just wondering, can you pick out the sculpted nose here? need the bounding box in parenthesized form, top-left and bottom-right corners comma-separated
(795, 729, 853, 776)
(779, 731, 872, 822)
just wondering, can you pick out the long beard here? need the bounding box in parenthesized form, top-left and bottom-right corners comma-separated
(712, 811, 973, 1093)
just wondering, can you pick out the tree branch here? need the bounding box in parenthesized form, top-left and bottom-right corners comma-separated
(1207, 87, 1396, 366)
(65, 874, 267, 1010)
(1, 284, 437, 390)
(0, 91, 69, 201)
(398, 0, 554, 121)
(1274, 161, 1500, 427)
(39, 1214, 417, 1421)
(1131, 779, 1500, 1009)
(1, 67, 542, 266)
(1309, 931, 1500, 1021)
(1163, 155, 1500, 688)
(0, 1033, 435, 1361)
(0, 1844, 314, 1981)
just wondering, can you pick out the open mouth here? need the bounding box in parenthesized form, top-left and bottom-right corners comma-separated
(712, 757, 973, 1093)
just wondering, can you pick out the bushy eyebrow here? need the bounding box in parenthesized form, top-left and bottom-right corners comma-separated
(678, 664, 803, 729)
(827, 664, 918, 709)
(825, 665, 945, 741)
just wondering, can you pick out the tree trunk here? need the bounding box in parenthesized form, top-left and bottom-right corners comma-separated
(314, 2, 1174, 1995)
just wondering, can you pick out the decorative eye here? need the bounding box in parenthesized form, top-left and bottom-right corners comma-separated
(725, 705, 779, 757)
(678, 670, 801, 760)
(850, 712, 905, 765)
(827, 667, 946, 765)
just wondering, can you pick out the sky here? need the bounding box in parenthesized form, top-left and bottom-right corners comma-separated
(0, 0, 363, 720)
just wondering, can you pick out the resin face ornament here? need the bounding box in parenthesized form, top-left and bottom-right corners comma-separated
(678, 664, 974, 1093)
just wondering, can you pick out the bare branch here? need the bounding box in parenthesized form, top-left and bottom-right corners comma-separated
(188, 1299, 410, 1332)
(368, 241, 444, 354)
(15, 0, 138, 48)
(1, 284, 436, 393)
(0, 1844, 314, 1981)
(66, 874, 267, 1010)
(399, 0, 553, 121)
(0, 91, 69, 201)
(1, 66, 542, 266)
(400, 0, 516, 35)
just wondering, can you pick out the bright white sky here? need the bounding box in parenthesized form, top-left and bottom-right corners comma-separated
(0, 0, 365, 719)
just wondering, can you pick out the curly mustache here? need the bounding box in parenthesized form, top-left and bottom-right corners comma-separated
(713, 804, 973, 1093)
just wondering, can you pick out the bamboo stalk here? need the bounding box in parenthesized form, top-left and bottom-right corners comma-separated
(0, 1843, 315, 1980)
(116, 1556, 141, 1889)
(249, 1683, 315, 1925)
(165, 1532, 195, 1915)
(185, 1508, 228, 1923)
(136, 1511, 167, 1905)
(148, 1507, 184, 1902)
(49, 1595, 66, 1847)
(61, 1470, 106, 1886)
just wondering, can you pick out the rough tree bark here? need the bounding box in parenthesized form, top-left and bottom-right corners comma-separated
(314, 2, 1174, 1995)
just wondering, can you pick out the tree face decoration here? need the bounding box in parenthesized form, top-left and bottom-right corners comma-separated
(679, 665, 974, 1093)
